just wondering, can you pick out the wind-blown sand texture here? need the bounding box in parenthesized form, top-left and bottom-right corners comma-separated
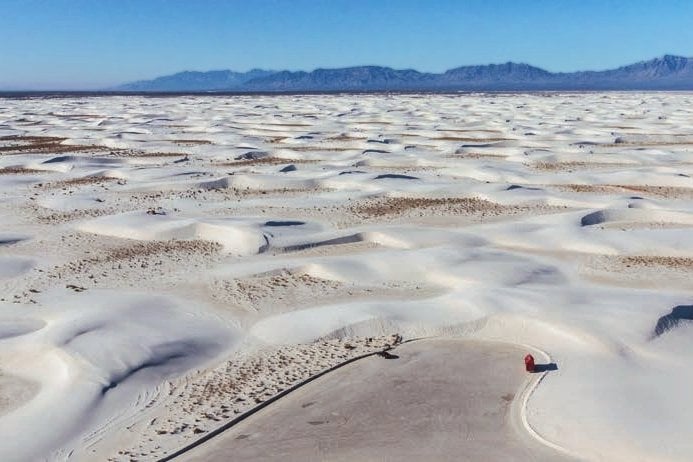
(0, 93, 692, 461)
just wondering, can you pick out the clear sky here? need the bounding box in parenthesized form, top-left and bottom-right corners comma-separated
(2, 0, 693, 90)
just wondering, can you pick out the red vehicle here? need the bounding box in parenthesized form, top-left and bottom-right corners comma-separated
(524, 354, 535, 372)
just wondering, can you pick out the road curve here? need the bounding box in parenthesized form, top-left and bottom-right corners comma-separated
(178, 339, 572, 462)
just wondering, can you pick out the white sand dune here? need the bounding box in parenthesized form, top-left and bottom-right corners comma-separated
(0, 93, 692, 461)
(0, 290, 235, 461)
(76, 212, 270, 255)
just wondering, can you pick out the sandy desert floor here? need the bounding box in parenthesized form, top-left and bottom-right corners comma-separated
(0, 92, 692, 461)
(181, 339, 570, 462)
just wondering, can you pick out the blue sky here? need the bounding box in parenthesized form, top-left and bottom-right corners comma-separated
(1, 0, 693, 89)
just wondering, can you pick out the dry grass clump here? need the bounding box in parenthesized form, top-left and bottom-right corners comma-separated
(212, 270, 341, 310)
(218, 157, 318, 167)
(0, 167, 43, 175)
(13, 238, 224, 303)
(615, 184, 693, 199)
(534, 161, 584, 171)
(601, 140, 693, 147)
(172, 139, 212, 146)
(555, 184, 620, 193)
(437, 129, 503, 134)
(234, 271, 339, 300)
(350, 196, 526, 218)
(0, 135, 109, 155)
(114, 150, 188, 158)
(34, 176, 120, 192)
(280, 145, 355, 152)
(448, 152, 507, 159)
(35, 208, 113, 224)
(531, 161, 632, 171)
(55, 176, 118, 187)
(218, 157, 292, 167)
(621, 256, 693, 269)
(0, 135, 65, 143)
(556, 184, 693, 198)
(56, 240, 222, 276)
(101, 240, 222, 262)
(435, 136, 510, 142)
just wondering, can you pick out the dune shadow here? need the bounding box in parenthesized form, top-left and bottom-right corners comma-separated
(532, 362, 558, 373)
(506, 184, 543, 191)
(374, 173, 419, 180)
(580, 210, 606, 226)
(280, 233, 363, 253)
(652, 305, 693, 339)
(264, 220, 305, 227)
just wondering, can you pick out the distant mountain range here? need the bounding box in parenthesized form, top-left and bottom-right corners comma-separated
(118, 69, 276, 91)
(116, 55, 693, 91)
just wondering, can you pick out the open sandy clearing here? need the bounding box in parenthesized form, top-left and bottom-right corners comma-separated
(181, 340, 570, 462)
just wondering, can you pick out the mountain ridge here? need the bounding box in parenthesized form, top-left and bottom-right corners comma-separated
(118, 69, 276, 91)
(116, 55, 693, 91)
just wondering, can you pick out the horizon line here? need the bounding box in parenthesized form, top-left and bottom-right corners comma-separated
(2, 53, 692, 92)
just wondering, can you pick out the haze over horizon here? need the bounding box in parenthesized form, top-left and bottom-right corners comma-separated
(2, 0, 693, 90)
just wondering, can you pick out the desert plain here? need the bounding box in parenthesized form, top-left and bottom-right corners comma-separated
(0, 92, 692, 461)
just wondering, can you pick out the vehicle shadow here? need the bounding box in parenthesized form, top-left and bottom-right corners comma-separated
(377, 351, 400, 360)
(532, 362, 558, 373)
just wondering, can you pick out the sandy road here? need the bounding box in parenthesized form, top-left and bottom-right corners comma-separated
(180, 339, 571, 462)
